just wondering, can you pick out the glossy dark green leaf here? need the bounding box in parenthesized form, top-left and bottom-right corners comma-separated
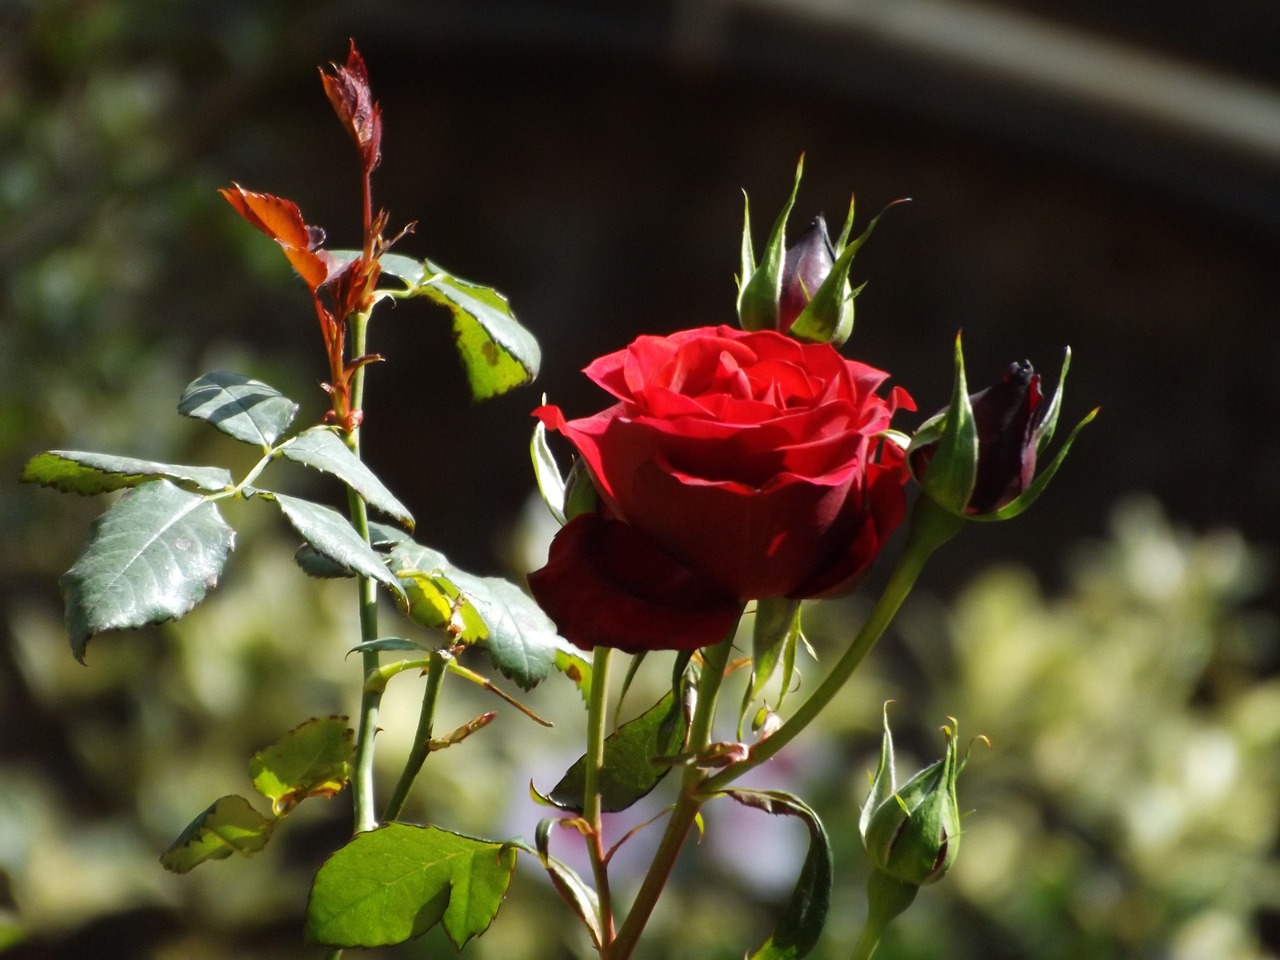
(725, 789, 832, 960)
(249, 716, 354, 817)
(21, 451, 232, 495)
(61, 480, 235, 660)
(306, 824, 517, 949)
(178, 371, 299, 447)
(418, 260, 540, 401)
(549, 692, 686, 813)
(159, 794, 274, 874)
(347, 636, 426, 656)
(388, 541, 574, 691)
(270, 493, 404, 600)
(278, 427, 414, 529)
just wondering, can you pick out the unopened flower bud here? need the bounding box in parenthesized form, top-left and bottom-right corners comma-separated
(859, 707, 967, 887)
(778, 216, 835, 332)
(907, 335, 1096, 520)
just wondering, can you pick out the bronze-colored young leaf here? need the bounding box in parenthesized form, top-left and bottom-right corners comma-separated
(160, 795, 274, 874)
(250, 717, 354, 817)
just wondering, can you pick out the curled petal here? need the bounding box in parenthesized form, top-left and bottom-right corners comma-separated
(527, 514, 743, 653)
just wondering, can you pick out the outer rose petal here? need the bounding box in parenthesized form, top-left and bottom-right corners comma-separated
(527, 514, 743, 653)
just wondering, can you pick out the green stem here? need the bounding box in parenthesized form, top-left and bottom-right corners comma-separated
(610, 630, 737, 960)
(342, 309, 383, 835)
(381, 652, 448, 822)
(583, 646, 615, 952)
(852, 871, 919, 960)
(703, 496, 964, 796)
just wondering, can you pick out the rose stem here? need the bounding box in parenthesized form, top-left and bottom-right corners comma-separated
(381, 651, 448, 823)
(583, 645, 616, 949)
(610, 627, 737, 960)
(343, 307, 384, 835)
(703, 495, 965, 797)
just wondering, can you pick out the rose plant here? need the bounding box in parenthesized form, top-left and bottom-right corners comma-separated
(21, 44, 1095, 960)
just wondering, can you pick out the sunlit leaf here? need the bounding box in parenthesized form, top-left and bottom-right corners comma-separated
(532, 821, 601, 948)
(306, 824, 517, 949)
(389, 541, 574, 690)
(549, 692, 687, 813)
(725, 789, 832, 960)
(178, 371, 299, 448)
(249, 717, 354, 816)
(278, 427, 414, 529)
(159, 794, 274, 874)
(61, 480, 235, 660)
(21, 451, 232, 495)
(530, 420, 566, 524)
(270, 493, 404, 600)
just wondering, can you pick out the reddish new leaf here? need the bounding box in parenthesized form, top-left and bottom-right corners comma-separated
(220, 184, 331, 290)
(320, 40, 382, 171)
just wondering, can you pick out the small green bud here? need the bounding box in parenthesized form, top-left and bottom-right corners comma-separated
(860, 706, 973, 887)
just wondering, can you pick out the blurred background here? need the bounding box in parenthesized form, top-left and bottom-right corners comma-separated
(2, 0, 1277, 957)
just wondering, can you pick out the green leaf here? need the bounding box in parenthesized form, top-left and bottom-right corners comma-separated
(725, 789, 832, 960)
(554, 648, 593, 703)
(249, 716, 354, 817)
(389, 542, 574, 691)
(278, 427, 414, 529)
(61, 480, 235, 660)
(306, 824, 517, 949)
(418, 260, 540, 401)
(533, 821, 602, 948)
(347, 636, 427, 656)
(549, 692, 687, 813)
(21, 451, 232, 495)
(159, 795, 274, 874)
(178, 371, 299, 447)
(270, 493, 405, 600)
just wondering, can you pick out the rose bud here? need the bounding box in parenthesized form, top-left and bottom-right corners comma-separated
(907, 334, 1096, 520)
(778, 216, 835, 332)
(737, 157, 899, 345)
(859, 707, 971, 888)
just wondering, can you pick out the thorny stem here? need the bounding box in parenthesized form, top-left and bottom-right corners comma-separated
(583, 646, 615, 951)
(610, 628, 736, 960)
(382, 652, 448, 823)
(343, 308, 383, 835)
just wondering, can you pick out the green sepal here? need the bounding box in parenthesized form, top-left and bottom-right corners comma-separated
(789, 198, 903, 346)
(909, 333, 978, 514)
(722, 789, 832, 960)
(738, 156, 804, 332)
(531, 418, 567, 525)
(977, 406, 1098, 522)
(739, 598, 803, 737)
(859, 702, 898, 841)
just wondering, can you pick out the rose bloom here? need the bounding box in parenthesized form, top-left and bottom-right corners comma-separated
(528, 325, 914, 652)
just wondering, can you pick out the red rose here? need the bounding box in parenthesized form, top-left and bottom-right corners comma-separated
(528, 325, 914, 652)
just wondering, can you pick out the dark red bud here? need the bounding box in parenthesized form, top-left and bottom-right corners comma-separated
(966, 361, 1044, 513)
(778, 216, 835, 331)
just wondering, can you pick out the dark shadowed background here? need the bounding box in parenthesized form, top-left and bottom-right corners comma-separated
(3, 2, 1278, 958)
